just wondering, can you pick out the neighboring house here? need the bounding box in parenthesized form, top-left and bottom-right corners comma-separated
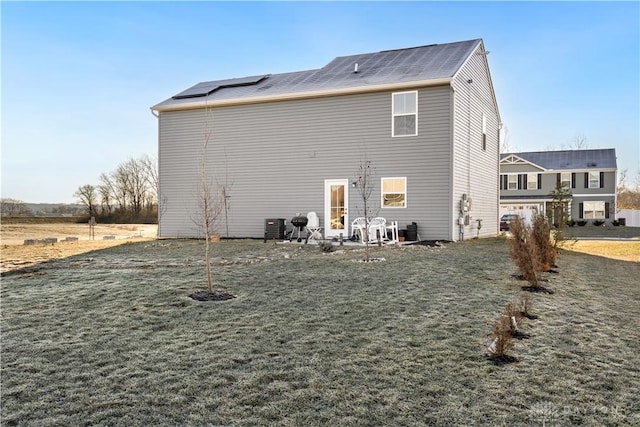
(151, 39, 501, 241)
(499, 149, 617, 224)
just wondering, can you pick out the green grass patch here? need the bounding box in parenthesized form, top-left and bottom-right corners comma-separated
(2, 239, 639, 425)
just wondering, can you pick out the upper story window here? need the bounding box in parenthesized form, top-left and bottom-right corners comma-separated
(560, 172, 571, 188)
(527, 173, 538, 190)
(588, 172, 600, 188)
(507, 174, 517, 190)
(392, 91, 417, 137)
(381, 177, 407, 208)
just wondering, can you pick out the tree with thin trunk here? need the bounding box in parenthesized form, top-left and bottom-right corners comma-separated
(548, 181, 572, 246)
(354, 157, 376, 261)
(74, 184, 98, 217)
(191, 107, 224, 294)
(216, 149, 233, 238)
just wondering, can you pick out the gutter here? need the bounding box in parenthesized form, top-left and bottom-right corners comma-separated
(151, 77, 453, 113)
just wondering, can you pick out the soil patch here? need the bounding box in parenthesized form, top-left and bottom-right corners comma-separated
(189, 290, 236, 301)
(487, 354, 519, 366)
(408, 240, 450, 247)
(521, 285, 555, 294)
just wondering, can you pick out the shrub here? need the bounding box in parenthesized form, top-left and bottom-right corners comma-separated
(317, 240, 335, 253)
(508, 217, 542, 287)
(612, 219, 620, 226)
(518, 293, 537, 319)
(566, 219, 576, 227)
(577, 220, 588, 226)
(505, 302, 523, 334)
(531, 215, 556, 271)
(488, 315, 516, 364)
(593, 220, 605, 226)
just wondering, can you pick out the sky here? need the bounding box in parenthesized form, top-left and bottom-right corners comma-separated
(2, 1, 639, 204)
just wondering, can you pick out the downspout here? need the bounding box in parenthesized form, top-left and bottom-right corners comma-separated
(150, 107, 160, 237)
(498, 121, 504, 234)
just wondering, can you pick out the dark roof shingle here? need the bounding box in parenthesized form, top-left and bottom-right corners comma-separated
(154, 39, 481, 110)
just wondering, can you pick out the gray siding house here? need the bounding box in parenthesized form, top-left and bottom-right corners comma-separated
(152, 39, 501, 241)
(499, 149, 618, 223)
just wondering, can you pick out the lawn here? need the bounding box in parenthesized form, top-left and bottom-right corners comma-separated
(1, 238, 639, 426)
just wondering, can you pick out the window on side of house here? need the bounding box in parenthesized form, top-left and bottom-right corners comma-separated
(560, 172, 571, 188)
(588, 171, 600, 188)
(481, 114, 487, 151)
(381, 177, 407, 208)
(583, 201, 605, 219)
(507, 174, 518, 190)
(392, 91, 417, 137)
(527, 173, 538, 190)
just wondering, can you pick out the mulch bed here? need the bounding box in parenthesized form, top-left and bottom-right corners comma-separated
(511, 331, 532, 340)
(408, 240, 451, 247)
(189, 290, 236, 301)
(521, 285, 555, 294)
(487, 354, 519, 366)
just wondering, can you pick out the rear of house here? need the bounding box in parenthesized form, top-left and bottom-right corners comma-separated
(152, 39, 501, 241)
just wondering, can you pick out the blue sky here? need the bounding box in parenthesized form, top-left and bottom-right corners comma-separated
(2, 1, 639, 203)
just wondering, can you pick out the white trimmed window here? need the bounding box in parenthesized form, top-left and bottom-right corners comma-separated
(381, 177, 407, 208)
(561, 172, 571, 188)
(392, 91, 417, 137)
(527, 173, 538, 190)
(588, 172, 600, 188)
(508, 174, 518, 190)
(583, 201, 605, 219)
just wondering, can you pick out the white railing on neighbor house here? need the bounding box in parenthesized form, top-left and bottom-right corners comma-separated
(617, 209, 640, 227)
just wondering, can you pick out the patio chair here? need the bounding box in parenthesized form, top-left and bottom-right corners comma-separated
(305, 211, 322, 243)
(351, 217, 367, 243)
(368, 217, 387, 243)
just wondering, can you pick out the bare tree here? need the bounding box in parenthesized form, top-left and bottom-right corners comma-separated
(73, 184, 98, 216)
(98, 172, 117, 214)
(617, 168, 640, 209)
(192, 107, 224, 294)
(499, 125, 512, 153)
(566, 133, 589, 150)
(216, 149, 233, 238)
(0, 198, 31, 217)
(354, 157, 376, 261)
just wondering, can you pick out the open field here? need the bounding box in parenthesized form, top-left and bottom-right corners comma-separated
(0, 223, 157, 273)
(2, 238, 639, 425)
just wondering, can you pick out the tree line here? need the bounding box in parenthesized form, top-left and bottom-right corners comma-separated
(73, 155, 159, 223)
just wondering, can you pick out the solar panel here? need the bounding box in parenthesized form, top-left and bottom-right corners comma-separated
(172, 75, 269, 99)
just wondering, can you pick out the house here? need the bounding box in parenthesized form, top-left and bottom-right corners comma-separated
(499, 149, 618, 224)
(151, 39, 501, 241)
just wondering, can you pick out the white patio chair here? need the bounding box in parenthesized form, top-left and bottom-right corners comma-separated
(368, 217, 387, 243)
(305, 211, 322, 243)
(351, 217, 367, 243)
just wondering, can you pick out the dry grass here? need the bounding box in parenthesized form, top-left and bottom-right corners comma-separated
(559, 240, 640, 263)
(2, 238, 639, 425)
(0, 223, 157, 273)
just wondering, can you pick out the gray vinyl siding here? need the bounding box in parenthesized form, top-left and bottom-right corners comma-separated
(500, 171, 616, 196)
(501, 164, 544, 174)
(450, 46, 500, 239)
(158, 87, 455, 240)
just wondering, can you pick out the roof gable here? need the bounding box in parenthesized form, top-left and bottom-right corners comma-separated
(500, 154, 545, 170)
(153, 39, 482, 111)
